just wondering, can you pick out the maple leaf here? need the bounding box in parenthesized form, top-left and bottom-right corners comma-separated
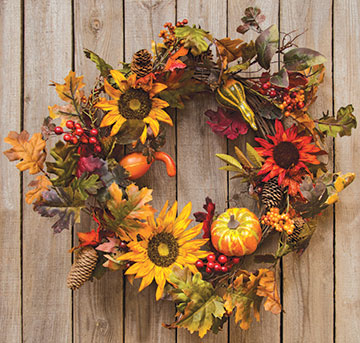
(4, 130, 46, 174)
(223, 269, 281, 330)
(165, 267, 226, 338)
(164, 46, 188, 71)
(102, 182, 155, 236)
(25, 175, 52, 204)
(96, 237, 120, 253)
(51, 70, 85, 103)
(193, 197, 216, 239)
(48, 103, 77, 125)
(215, 37, 244, 68)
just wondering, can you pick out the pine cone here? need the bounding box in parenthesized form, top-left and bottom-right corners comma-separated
(67, 246, 98, 290)
(131, 49, 153, 78)
(261, 177, 285, 210)
(287, 217, 306, 245)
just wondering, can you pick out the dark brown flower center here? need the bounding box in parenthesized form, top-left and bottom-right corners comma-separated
(273, 141, 300, 169)
(147, 232, 179, 267)
(118, 88, 152, 119)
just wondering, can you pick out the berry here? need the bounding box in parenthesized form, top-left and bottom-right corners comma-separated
(290, 92, 297, 98)
(195, 260, 204, 268)
(232, 257, 240, 264)
(75, 123, 82, 129)
(259, 89, 267, 95)
(75, 128, 84, 136)
(297, 101, 305, 109)
(90, 128, 98, 136)
(214, 263, 221, 272)
(182, 19, 188, 24)
(221, 266, 228, 273)
(269, 89, 277, 97)
(71, 136, 78, 144)
(54, 126, 63, 135)
(66, 120, 74, 129)
(207, 253, 216, 262)
(80, 136, 88, 144)
(89, 137, 97, 144)
(284, 111, 291, 117)
(218, 255, 228, 264)
(205, 267, 212, 274)
(207, 261, 215, 269)
(119, 241, 127, 249)
(94, 145, 102, 153)
(286, 105, 293, 111)
(63, 133, 71, 142)
(262, 82, 271, 90)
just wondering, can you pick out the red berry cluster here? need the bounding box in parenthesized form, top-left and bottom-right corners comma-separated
(278, 90, 306, 117)
(258, 81, 279, 98)
(54, 120, 101, 153)
(195, 253, 241, 274)
(159, 19, 188, 46)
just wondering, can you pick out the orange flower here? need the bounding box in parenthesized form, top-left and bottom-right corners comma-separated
(255, 120, 321, 196)
(95, 70, 172, 143)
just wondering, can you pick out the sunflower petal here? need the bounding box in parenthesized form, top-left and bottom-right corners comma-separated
(144, 117, 160, 136)
(110, 70, 127, 92)
(149, 83, 167, 97)
(95, 98, 119, 111)
(104, 79, 122, 99)
(138, 267, 155, 292)
(140, 126, 147, 144)
(110, 116, 127, 136)
(151, 97, 169, 109)
(150, 108, 173, 125)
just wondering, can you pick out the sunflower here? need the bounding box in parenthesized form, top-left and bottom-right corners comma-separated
(255, 120, 321, 196)
(96, 70, 172, 143)
(117, 201, 208, 300)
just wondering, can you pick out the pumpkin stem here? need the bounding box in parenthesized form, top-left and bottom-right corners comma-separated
(228, 214, 239, 229)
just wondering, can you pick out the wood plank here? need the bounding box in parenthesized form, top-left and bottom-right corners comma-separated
(22, 1, 73, 342)
(123, 1, 177, 343)
(176, 1, 228, 342)
(280, 1, 334, 342)
(334, 1, 360, 341)
(73, 1, 125, 342)
(227, 1, 281, 342)
(0, 0, 22, 342)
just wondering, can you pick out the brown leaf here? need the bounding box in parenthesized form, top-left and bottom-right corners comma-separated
(25, 175, 52, 204)
(215, 37, 244, 68)
(4, 130, 46, 174)
(256, 270, 281, 314)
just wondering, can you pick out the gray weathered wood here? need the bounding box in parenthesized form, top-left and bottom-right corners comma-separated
(123, 1, 177, 343)
(22, 1, 73, 342)
(0, 0, 22, 342)
(73, 1, 125, 342)
(334, 0, 360, 342)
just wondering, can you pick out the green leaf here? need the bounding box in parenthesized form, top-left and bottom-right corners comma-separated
(84, 49, 113, 77)
(46, 141, 79, 187)
(246, 143, 264, 168)
(166, 267, 226, 338)
(255, 25, 279, 69)
(115, 119, 146, 144)
(225, 61, 251, 74)
(175, 25, 212, 56)
(284, 48, 326, 71)
(317, 104, 357, 137)
(216, 153, 243, 169)
(240, 41, 257, 62)
(269, 67, 289, 88)
(71, 174, 102, 200)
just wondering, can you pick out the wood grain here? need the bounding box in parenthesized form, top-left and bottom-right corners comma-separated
(73, 1, 125, 342)
(227, 1, 281, 342)
(334, 0, 360, 342)
(281, 1, 334, 342)
(22, 1, 72, 342)
(176, 1, 228, 342)
(0, 0, 22, 342)
(123, 1, 177, 343)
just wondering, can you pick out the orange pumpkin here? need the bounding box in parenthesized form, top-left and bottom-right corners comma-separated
(211, 208, 261, 256)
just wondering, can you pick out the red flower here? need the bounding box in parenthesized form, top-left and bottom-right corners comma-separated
(255, 120, 321, 196)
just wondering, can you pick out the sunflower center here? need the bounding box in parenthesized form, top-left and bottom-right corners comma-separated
(118, 88, 152, 119)
(273, 141, 300, 169)
(147, 232, 179, 267)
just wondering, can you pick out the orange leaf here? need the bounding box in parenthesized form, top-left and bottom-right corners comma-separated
(51, 70, 85, 103)
(164, 47, 188, 71)
(25, 175, 52, 204)
(78, 228, 101, 247)
(4, 130, 46, 174)
(215, 37, 244, 67)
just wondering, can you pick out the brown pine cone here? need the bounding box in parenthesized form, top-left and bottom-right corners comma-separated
(67, 246, 98, 290)
(131, 49, 153, 78)
(261, 177, 285, 210)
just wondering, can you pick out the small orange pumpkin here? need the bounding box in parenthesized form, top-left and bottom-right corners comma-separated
(211, 208, 261, 256)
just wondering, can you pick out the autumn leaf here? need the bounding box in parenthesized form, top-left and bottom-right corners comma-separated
(4, 130, 46, 174)
(284, 48, 326, 71)
(255, 25, 279, 69)
(96, 237, 120, 253)
(174, 25, 212, 56)
(164, 46, 188, 71)
(165, 267, 226, 338)
(215, 37, 244, 67)
(256, 270, 281, 314)
(84, 49, 113, 77)
(25, 175, 52, 204)
(78, 228, 101, 247)
(51, 70, 85, 103)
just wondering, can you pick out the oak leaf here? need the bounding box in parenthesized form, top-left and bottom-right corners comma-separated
(4, 130, 46, 174)
(51, 70, 85, 103)
(25, 175, 52, 204)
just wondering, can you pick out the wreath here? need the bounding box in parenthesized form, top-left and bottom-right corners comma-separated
(4, 7, 357, 338)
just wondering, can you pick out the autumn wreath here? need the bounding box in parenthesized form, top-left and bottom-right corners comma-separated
(4, 7, 357, 338)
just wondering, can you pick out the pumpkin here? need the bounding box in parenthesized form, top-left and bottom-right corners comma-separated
(120, 151, 176, 180)
(216, 79, 257, 130)
(211, 208, 261, 256)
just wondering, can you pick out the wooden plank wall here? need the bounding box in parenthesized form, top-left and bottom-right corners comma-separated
(1, 0, 359, 342)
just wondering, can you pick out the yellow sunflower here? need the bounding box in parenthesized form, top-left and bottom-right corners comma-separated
(117, 201, 208, 300)
(95, 70, 172, 143)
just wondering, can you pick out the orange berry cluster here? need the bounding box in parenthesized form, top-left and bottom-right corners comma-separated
(278, 90, 306, 117)
(159, 19, 188, 46)
(261, 207, 295, 235)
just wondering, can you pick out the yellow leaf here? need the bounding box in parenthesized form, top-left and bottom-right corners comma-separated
(51, 70, 85, 103)
(334, 172, 355, 192)
(25, 175, 52, 204)
(4, 130, 46, 174)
